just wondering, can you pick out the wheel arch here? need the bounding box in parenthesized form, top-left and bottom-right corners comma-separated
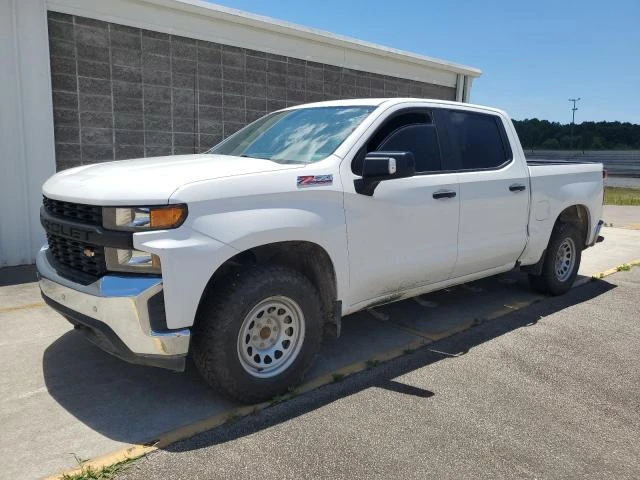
(195, 240, 339, 334)
(555, 204, 591, 249)
(522, 203, 591, 275)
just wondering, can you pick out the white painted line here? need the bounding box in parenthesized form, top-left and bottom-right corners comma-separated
(367, 308, 390, 322)
(413, 297, 438, 308)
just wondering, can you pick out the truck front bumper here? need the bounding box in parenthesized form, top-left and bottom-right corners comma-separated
(37, 246, 190, 371)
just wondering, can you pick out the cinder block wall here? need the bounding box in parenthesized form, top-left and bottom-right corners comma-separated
(48, 12, 456, 171)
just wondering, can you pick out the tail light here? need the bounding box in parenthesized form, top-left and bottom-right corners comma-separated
(602, 168, 608, 180)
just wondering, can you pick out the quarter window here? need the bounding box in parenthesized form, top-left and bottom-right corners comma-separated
(447, 111, 510, 170)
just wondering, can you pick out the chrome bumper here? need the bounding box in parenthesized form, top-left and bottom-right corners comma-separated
(37, 246, 190, 370)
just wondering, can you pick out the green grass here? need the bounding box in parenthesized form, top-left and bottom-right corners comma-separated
(604, 186, 640, 206)
(269, 388, 298, 407)
(61, 456, 139, 480)
(365, 359, 380, 369)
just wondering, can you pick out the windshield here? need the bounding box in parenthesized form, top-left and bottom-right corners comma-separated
(208, 106, 376, 164)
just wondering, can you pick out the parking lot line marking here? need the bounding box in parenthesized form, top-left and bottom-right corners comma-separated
(413, 296, 438, 308)
(426, 348, 465, 358)
(367, 308, 390, 321)
(380, 321, 440, 341)
(44, 260, 640, 479)
(0, 302, 45, 314)
(504, 300, 535, 310)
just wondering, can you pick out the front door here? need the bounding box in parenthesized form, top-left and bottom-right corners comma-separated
(341, 108, 460, 307)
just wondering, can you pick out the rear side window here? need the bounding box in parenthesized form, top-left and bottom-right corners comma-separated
(447, 111, 510, 170)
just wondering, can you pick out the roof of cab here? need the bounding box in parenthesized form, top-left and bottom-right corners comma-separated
(285, 98, 509, 118)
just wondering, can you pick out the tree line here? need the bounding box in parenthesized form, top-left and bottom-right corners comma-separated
(512, 119, 640, 150)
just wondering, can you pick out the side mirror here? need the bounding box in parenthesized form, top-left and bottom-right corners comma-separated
(354, 151, 415, 196)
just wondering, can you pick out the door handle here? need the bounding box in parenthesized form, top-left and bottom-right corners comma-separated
(509, 184, 526, 192)
(433, 190, 457, 199)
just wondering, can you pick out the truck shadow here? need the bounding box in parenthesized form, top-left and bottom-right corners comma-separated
(41, 274, 615, 447)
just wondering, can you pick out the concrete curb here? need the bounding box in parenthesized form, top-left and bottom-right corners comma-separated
(575, 258, 640, 288)
(44, 260, 640, 479)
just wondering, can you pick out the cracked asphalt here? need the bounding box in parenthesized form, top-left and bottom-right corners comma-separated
(118, 267, 640, 480)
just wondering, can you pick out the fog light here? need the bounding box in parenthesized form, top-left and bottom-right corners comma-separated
(105, 248, 161, 274)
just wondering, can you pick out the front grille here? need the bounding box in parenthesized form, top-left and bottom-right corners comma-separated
(46, 233, 106, 278)
(43, 196, 102, 226)
(42, 196, 107, 281)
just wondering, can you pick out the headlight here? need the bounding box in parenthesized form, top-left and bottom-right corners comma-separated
(102, 204, 187, 231)
(105, 247, 162, 274)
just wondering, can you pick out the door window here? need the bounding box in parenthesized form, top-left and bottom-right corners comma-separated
(378, 124, 442, 173)
(446, 111, 511, 170)
(352, 110, 443, 174)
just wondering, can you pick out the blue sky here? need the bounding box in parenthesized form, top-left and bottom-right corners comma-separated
(209, 0, 639, 123)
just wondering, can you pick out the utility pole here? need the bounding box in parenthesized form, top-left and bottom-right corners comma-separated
(568, 97, 581, 149)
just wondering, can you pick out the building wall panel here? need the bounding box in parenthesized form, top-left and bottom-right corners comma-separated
(0, 0, 56, 267)
(48, 13, 457, 170)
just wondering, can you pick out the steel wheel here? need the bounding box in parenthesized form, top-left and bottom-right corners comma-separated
(554, 237, 576, 282)
(237, 295, 306, 378)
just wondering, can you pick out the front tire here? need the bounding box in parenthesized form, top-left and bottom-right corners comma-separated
(528, 223, 582, 296)
(192, 265, 322, 403)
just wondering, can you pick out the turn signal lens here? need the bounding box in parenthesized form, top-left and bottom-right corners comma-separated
(150, 206, 187, 229)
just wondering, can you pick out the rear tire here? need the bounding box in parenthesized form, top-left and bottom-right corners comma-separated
(528, 223, 582, 296)
(192, 265, 322, 403)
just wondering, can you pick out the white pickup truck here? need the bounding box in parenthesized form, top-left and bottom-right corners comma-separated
(38, 98, 604, 402)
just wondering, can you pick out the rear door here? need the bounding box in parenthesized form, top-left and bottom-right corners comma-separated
(442, 109, 530, 278)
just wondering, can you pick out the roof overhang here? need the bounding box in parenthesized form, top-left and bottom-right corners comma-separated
(47, 0, 481, 88)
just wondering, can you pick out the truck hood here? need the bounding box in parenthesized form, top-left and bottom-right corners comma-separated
(43, 154, 303, 205)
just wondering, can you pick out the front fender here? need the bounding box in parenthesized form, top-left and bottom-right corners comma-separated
(187, 197, 349, 301)
(136, 191, 348, 330)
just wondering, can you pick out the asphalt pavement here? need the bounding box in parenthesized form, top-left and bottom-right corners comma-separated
(0, 225, 639, 479)
(119, 267, 640, 480)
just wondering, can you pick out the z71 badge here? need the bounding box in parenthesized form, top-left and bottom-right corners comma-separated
(297, 175, 333, 188)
